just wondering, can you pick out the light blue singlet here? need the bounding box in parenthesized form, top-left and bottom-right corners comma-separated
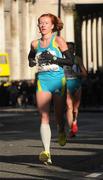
(64, 56, 82, 96)
(36, 34, 66, 95)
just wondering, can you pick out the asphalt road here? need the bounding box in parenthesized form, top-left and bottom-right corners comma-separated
(0, 107, 103, 179)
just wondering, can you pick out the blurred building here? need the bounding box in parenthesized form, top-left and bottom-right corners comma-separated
(0, 0, 103, 80)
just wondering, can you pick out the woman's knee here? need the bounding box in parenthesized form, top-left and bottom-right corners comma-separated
(40, 112, 50, 123)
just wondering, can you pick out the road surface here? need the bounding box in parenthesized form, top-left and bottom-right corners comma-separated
(0, 107, 103, 179)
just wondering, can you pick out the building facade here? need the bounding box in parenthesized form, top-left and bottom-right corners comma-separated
(0, 0, 103, 80)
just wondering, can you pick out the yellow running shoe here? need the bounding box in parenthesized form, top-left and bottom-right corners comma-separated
(58, 132, 67, 146)
(39, 151, 52, 165)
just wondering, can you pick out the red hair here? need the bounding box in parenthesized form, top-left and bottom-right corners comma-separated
(38, 13, 63, 32)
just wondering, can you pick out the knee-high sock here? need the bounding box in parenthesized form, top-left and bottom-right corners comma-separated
(40, 123, 51, 152)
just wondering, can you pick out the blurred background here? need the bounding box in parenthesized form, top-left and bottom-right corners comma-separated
(0, 0, 103, 108)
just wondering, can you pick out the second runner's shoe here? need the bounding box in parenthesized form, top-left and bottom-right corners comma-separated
(72, 122, 78, 134)
(69, 122, 78, 138)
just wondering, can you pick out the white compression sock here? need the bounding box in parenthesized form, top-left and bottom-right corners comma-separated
(40, 123, 51, 152)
